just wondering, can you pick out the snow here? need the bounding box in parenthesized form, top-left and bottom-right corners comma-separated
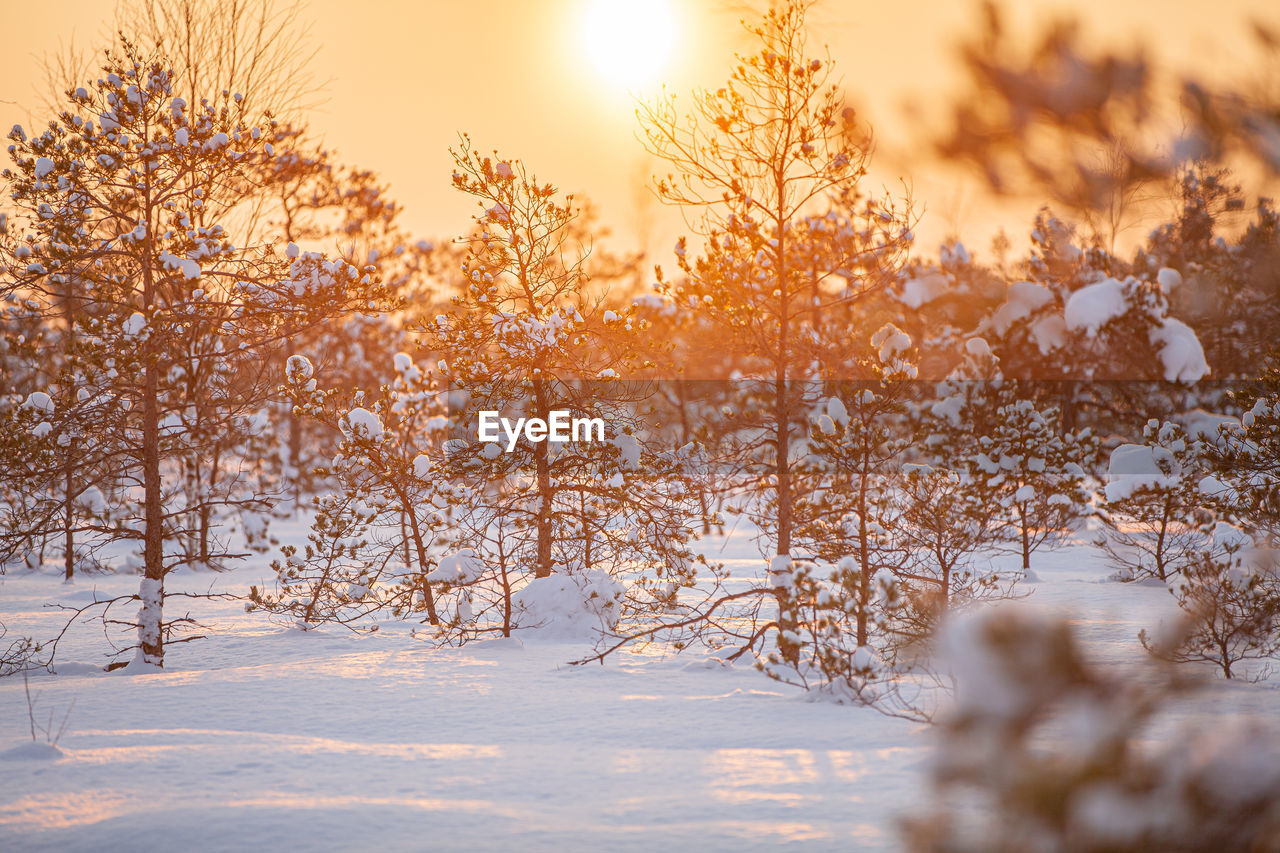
(0, 527, 1277, 850)
(121, 312, 146, 338)
(0, 741, 63, 761)
(826, 396, 849, 427)
(426, 548, 485, 585)
(871, 324, 911, 362)
(160, 253, 201, 281)
(1149, 317, 1209, 383)
(929, 394, 964, 426)
(1029, 313, 1068, 353)
(34, 157, 55, 178)
(285, 354, 314, 384)
(1157, 267, 1182, 293)
(611, 433, 641, 468)
(896, 270, 948, 309)
(341, 407, 384, 441)
(1178, 408, 1236, 441)
(76, 486, 108, 516)
(1105, 443, 1179, 502)
(767, 554, 794, 590)
(510, 569, 624, 640)
(22, 392, 54, 415)
(1064, 277, 1127, 337)
(965, 337, 992, 358)
(988, 280, 1054, 335)
(412, 453, 432, 478)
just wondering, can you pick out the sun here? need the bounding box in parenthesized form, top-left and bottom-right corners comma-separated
(583, 0, 675, 90)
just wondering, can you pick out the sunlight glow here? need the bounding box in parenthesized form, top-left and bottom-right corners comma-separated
(583, 0, 675, 90)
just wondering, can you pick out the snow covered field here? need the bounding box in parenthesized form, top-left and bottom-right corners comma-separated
(2, 527, 1278, 852)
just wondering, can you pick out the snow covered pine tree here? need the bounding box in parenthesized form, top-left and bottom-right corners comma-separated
(2, 39, 388, 666)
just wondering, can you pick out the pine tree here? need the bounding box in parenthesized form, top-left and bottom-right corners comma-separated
(886, 463, 1006, 650)
(248, 351, 453, 629)
(640, 0, 913, 660)
(1098, 419, 1209, 582)
(971, 397, 1096, 573)
(1, 40, 387, 665)
(1204, 359, 1280, 543)
(795, 324, 917, 648)
(1141, 524, 1280, 680)
(421, 141, 712, 635)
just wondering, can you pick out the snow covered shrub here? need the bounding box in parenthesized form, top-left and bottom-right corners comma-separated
(923, 338, 1096, 575)
(247, 123, 444, 507)
(1098, 420, 1212, 582)
(1141, 524, 1280, 680)
(756, 558, 932, 719)
(0, 392, 61, 571)
(1203, 363, 1280, 543)
(248, 352, 453, 629)
(962, 396, 1095, 573)
(0, 287, 122, 579)
(903, 605, 1280, 852)
(1140, 163, 1280, 380)
(974, 210, 1209, 386)
(884, 464, 1010, 650)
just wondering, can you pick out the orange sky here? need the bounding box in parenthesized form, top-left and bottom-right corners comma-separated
(2, 0, 1276, 262)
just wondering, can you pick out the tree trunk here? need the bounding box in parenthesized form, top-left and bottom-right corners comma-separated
(498, 531, 512, 638)
(63, 447, 75, 582)
(138, 205, 165, 667)
(200, 446, 218, 565)
(533, 379, 554, 579)
(289, 408, 303, 507)
(856, 474, 870, 647)
(774, 237, 798, 663)
(403, 501, 439, 625)
(139, 351, 165, 666)
(1021, 505, 1031, 572)
(62, 287, 77, 582)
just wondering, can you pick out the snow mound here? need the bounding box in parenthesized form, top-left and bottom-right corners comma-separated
(22, 391, 54, 414)
(511, 569, 624, 640)
(1, 741, 64, 761)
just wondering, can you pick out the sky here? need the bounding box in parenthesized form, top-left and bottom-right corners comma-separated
(2, 0, 1277, 263)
